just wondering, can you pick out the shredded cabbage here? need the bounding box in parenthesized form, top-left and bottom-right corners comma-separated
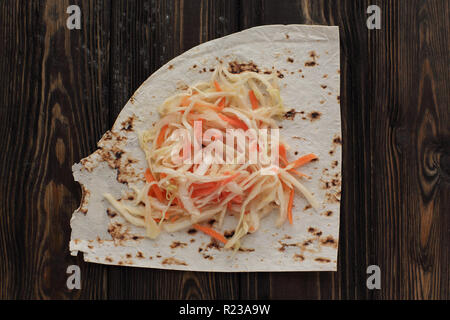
(104, 64, 320, 250)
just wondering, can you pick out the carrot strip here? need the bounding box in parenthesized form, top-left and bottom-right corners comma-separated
(173, 197, 185, 210)
(156, 124, 168, 147)
(221, 172, 240, 185)
(279, 144, 287, 160)
(191, 184, 220, 198)
(195, 101, 222, 112)
(218, 191, 242, 204)
(249, 90, 259, 110)
(214, 80, 222, 92)
(288, 187, 294, 224)
(288, 153, 318, 169)
(191, 181, 217, 190)
(191, 173, 239, 198)
(231, 195, 243, 204)
(193, 224, 228, 244)
(180, 96, 191, 107)
(144, 169, 165, 203)
(218, 114, 248, 130)
(280, 156, 289, 168)
(189, 117, 204, 127)
(289, 169, 310, 179)
(144, 168, 153, 183)
(217, 97, 226, 111)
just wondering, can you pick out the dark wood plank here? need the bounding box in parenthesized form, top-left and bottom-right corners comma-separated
(107, 0, 241, 299)
(372, 0, 449, 299)
(0, 0, 111, 299)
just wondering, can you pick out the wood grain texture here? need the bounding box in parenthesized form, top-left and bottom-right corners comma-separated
(0, 0, 448, 299)
(0, 0, 111, 299)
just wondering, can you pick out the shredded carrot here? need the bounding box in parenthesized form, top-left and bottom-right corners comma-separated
(288, 187, 294, 224)
(288, 153, 318, 169)
(195, 101, 222, 112)
(190, 181, 219, 197)
(193, 224, 228, 244)
(188, 118, 204, 127)
(144, 168, 153, 183)
(249, 90, 259, 110)
(279, 144, 287, 160)
(289, 169, 310, 179)
(218, 191, 242, 204)
(218, 114, 248, 130)
(173, 197, 184, 210)
(221, 172, 240, 185)
(214, 80, 222, 92)
(191, 173, 239, 199)
(231, 195, 243, 204)
(180, 96, 191, 107)
(170, 215, 181, 222)
(144, 169, 165, 203)
(191, 184, 220, 198)
(156, 125, 168, 147)
(217, 97, 226, 110)
(280, 155, 289, 168)
(191, 181, 217, 190)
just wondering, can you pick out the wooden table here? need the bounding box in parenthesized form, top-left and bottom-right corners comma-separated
(0, 0, 448, 300)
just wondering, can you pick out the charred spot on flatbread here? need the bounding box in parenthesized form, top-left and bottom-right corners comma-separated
(284, 108, 300, 120)
(294, 254, 305, 261)
(162, 257, 187, 266)
(121, 116, 135, 132)
(321, 236, 337, 248)
(228, 61, 259, 74)
(305, 50, 319, 67)
(106, 208, 117, 218)
(187, 228, 197, 235)
(170, 241, 187, 249)
(79, 185, 90, 215)
(308, 111, 322, 121)
(207, 239, 221, 250)
(224, 230, 235, 239)
(333, 136, 342, 145)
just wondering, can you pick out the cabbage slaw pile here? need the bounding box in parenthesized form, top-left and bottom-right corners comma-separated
(104, 64, 319, 250)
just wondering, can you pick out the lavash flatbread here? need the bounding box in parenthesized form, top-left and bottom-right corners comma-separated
(69, 24, 341, 271)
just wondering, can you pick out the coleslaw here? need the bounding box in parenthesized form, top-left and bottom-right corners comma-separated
(104, 64, 319, 250)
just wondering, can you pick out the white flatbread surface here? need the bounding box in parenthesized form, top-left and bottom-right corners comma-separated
(70, 25, 341, 272)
